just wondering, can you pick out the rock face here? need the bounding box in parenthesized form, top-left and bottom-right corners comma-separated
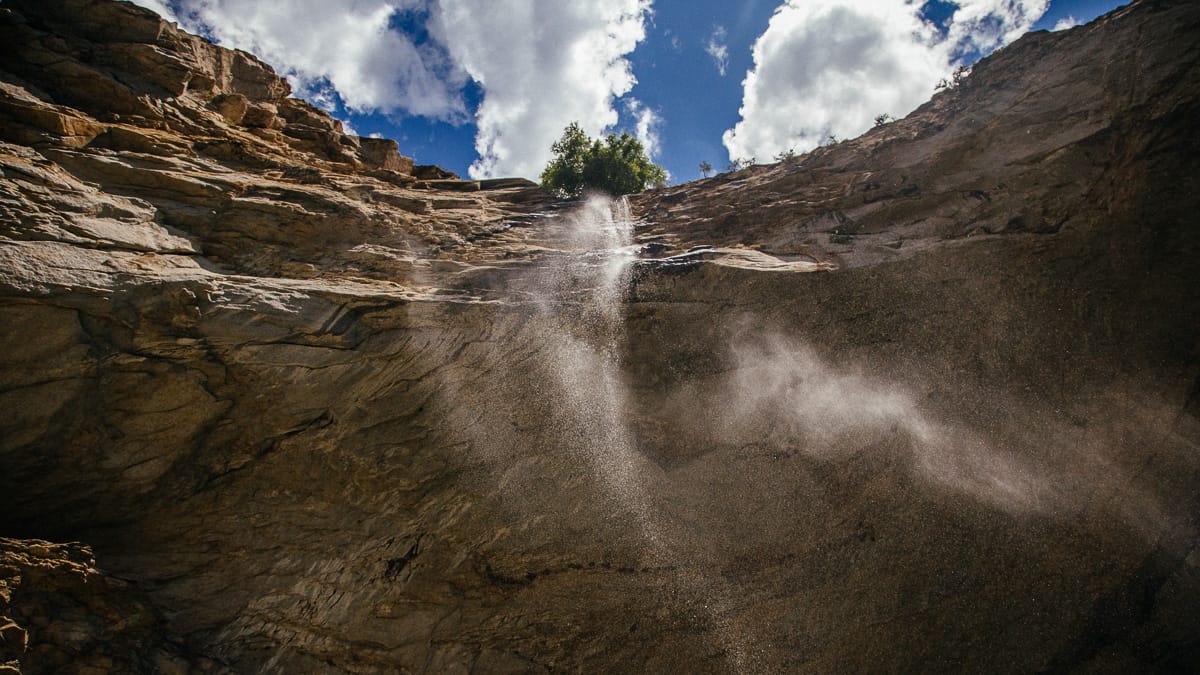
(0, 538, 198, 673)
(1, 0, 1198, 673)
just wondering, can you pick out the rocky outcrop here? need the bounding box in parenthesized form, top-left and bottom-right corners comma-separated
(0, 0, 422, 176)
(632, 1, 1200, 270)
(1, 0, 1198, 673)
(0, 538, 204, 673)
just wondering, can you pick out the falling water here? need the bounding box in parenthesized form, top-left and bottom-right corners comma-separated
(536, 194, 655, 535)
(457, 193, 1174, 674)
(528, 194, 757, 671)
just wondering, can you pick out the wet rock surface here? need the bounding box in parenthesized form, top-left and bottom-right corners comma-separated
(1, 0, 1199, 672)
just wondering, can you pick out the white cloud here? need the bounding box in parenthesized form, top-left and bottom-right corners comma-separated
(338, 117, 360, 137)
(626, 98, 663, 160)
(1053, 15, 1080, 31)
(132, 0, 179, 22)
(665, 30, 683, 53)
(134, 0, 467, 120)
(133, 0, 654, 180)
(724, 1, 947, 161)
(945, 0, 1049, 57)
(433, 0, 652, 179)
(706, 25, 729, 76)
(305, 82, 341, 112)
(723, 0, 1048, 163)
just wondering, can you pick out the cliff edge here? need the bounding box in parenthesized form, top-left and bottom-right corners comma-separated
(1, 0, 1198, 672)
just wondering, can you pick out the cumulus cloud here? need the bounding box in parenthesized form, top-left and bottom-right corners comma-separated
(723, 0, 1048, 162)
(626, 98, 663, 160)
(1053, 15, 1080, 31)
(134, 0, 467, 119)
(132, 0, 654, 180)
(945, 0, 1049, 57)
(706, 25, 730, 76)
(433, 0, 652, 179)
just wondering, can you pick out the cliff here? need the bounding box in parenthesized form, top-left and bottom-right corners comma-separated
(1, 0, 1198, 672)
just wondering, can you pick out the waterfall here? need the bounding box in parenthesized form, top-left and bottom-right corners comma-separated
(529, 194, 756, 671)
(538, 194, 652, 534)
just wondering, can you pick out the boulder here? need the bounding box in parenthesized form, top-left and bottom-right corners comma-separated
(357, 136, 413, 173)
(240, 101, 281, 128)
(209, 93, 248, 126)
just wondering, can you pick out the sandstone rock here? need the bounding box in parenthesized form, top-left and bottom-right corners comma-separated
(90, 125, 191, 157)
(209, 93, 248, 126)
(357, 136, 414, 173)
(0, 83, 105, 148)
(418, 178, 480, 191)
(239, 101, 280, 129)
(412, 164, 459, 180)
(17, 0, 170, 45)
(630, 1, 1200, 273)
(0, 538, 202, 674)
(277, 98, 341, 132)
(0, 0, 1197, 673)
(0, 0, 290, 120)
(478, 177, 539, 190)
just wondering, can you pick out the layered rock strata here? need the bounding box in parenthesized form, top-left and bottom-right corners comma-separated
(1, 0, 1199, 672)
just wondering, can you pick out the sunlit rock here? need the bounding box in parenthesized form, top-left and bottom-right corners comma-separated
(0, 0, 1197, 672)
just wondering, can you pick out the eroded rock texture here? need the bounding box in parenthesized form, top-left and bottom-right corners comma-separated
(0, 538, 202, 673)
(1, 0, 1198, 672)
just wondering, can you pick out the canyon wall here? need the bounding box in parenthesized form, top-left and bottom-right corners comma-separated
(1, 0, 1198, 672)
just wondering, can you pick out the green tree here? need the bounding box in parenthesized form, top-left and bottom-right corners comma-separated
(540, 122, 667, 198)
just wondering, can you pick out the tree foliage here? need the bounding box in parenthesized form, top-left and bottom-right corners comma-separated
(540, 122, 667, 198)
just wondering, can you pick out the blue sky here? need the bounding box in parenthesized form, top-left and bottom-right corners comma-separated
(135, 0, 1127, 183)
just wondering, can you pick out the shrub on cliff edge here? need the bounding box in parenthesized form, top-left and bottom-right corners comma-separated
(540, 122, 667, 198)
